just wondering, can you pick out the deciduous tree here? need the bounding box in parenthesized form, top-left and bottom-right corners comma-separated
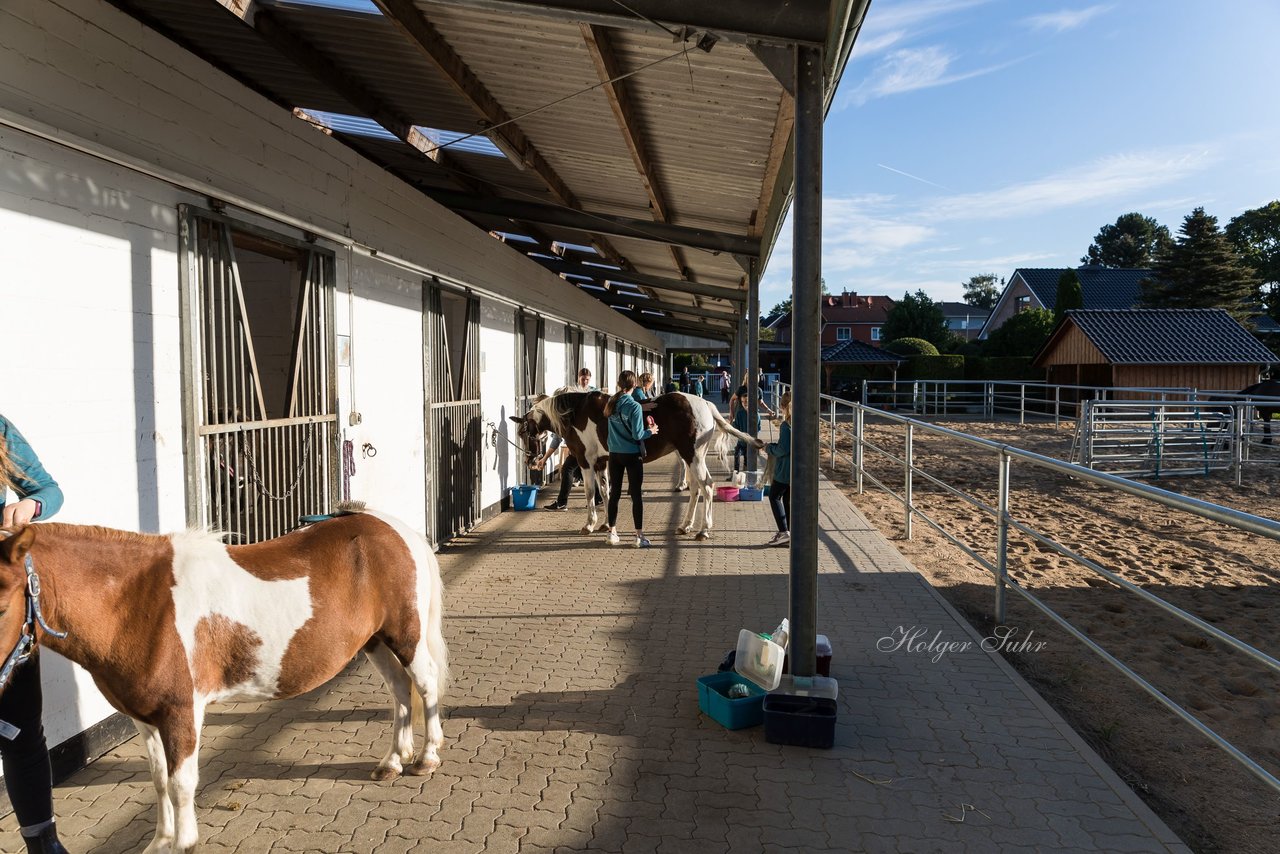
(962, 274, 1001, 310)
(983, 308, 1055, 358)
(883, 290, 948, 346)
(1225, 201, 1280, 320)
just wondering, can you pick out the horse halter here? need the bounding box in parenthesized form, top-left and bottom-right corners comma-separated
(0, 555, 69, 691)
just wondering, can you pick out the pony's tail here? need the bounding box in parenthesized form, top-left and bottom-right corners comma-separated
(709, 404, 765, 449)
(421, 547, 450, 699)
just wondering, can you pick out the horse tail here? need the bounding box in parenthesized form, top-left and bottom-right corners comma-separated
(424, 549, 450, 697)
(708, 402, 765, 450)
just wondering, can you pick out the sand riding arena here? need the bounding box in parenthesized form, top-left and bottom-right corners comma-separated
(822, 417, 1280, 854)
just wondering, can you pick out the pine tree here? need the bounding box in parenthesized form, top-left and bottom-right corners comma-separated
(1140, 207, 1258, 319)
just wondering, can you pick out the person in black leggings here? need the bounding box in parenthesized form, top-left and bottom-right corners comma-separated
(765, 392, 792, 547)
(1, 414, 71, 854)
(604, 370, 657, 548)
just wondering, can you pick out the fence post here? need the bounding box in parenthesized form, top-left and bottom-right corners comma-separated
(942, 381, 949, 416)
(1054, 385, 1061, 428)
(855, 405, 864, 494)
(860, 378, 868, 408)
(829, 396, 836, 468)
(1235, 405, 1245, 487)
(995, 450, 1010, 624)
(904, 422, 914, 540)
(1019, 384, 1026, 426)
(985, 382, 993, 419)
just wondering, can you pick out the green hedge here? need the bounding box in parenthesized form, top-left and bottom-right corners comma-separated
(900, 354, 965, 380)
(964, 356, 1039, 381)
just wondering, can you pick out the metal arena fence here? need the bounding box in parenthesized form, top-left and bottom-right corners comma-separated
(775, 382, 1280, 796)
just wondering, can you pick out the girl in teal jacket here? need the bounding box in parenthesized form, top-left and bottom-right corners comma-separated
(605, 371, 657, 548)
(1, 414, 71, 854)
(765, 392, 791, 547)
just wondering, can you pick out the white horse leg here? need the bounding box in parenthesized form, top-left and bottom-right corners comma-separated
(678, 457, 701, 534)
(677, 459, 689, 491)
(166, 704, 205, 854)
(581, 464, 600, 534)
(405, 651, 444, 775)
(137, 721, 175, 854)
(694, 455, 715, 540)
(364, 641, 416, 780)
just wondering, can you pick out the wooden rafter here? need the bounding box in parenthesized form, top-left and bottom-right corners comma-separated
(370, 0, 626, 266)
(580, 23, 684, 278)
(750, 92, 794, 239)
(248, 12, 480, 194)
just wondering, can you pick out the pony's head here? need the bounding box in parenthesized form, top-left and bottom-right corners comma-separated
(0, 527, 37, 688)
(508, 408, 552, 469)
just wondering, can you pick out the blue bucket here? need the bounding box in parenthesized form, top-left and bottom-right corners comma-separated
(511, 485, 539, 511)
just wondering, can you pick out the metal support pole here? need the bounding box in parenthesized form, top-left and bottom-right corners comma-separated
(1020, 383, 1026, 426)
(1235, 405, 1245, 487)
(904, 422, 914, 540)
(828, 396, 836, 468)
(747, 260, 761, 473)
(995, 451, 1011, 624)
(854, 405, 864, 493)
(789, 43, 823, 680)
(736, 315, 747, 383)
(1054, 385, 1061, 427)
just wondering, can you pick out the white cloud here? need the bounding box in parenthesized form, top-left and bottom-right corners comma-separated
(852, 29, 910, 60)
(844, 46, 1025, 106)
(1023, 5, 1111, 34)
(927, 147, 1215, 222)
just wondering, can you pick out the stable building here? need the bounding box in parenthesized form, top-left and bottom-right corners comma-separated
(1, 0, 865, 798)
(1033, 309, 1277, 391)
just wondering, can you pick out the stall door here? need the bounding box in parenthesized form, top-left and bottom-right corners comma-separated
(515, 308, 545, 485)
(179, 207, 338, 543)
(424, 282, 482, 545)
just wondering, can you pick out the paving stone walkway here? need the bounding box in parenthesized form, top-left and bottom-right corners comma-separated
(2, 460, 1188, 853)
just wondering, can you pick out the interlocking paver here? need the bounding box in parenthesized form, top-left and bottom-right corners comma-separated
(0, 459, 1190, 853)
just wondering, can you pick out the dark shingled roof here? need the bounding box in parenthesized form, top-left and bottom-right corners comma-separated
(1017, 267, 1151, 311)
(1055, 309, 1278, 365)
(821, 340, 905, 364)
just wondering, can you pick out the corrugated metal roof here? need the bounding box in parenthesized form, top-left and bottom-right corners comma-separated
(111, 0, 866, 330)
(1051, 310, 1278, 365)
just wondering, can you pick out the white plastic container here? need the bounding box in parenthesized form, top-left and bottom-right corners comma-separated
(735, 629, 786, 691)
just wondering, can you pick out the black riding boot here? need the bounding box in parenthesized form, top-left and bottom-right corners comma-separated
(23, 824, 71, 854)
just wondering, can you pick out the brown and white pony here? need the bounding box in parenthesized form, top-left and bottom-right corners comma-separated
(0, 509, 447, 854)
(512, 391, 762, 539)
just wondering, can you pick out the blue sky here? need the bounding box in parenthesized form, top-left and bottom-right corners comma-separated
(760, 0, 1280, 311)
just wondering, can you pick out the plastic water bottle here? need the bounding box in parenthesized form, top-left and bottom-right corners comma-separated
(770, 618, 790, 650)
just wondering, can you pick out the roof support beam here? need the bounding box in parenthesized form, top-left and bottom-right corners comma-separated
(424, 0, 830, 46)
(371, 0, 627, 265)
(641, 320, 733, 342)
(532, 256, 743, 303)
(580, 23, 684, 279)
(423, 188, 761, 257)
(589, 291, 742, 323)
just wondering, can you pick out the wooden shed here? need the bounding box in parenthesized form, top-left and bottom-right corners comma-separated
(1033, 309, 1277, 392)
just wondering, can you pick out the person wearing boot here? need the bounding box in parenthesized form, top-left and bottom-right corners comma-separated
(0, 414, 71, 853)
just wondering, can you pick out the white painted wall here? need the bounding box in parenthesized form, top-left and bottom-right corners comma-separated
(479, 300, 518, 510)
(0, 0, 664, 762)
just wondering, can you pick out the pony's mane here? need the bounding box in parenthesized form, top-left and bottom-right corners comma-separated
(535, 393, 578, 437)
(38, 523, 171, 545)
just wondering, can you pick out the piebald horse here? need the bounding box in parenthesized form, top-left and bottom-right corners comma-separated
(0, 509, 447, 854)
(512, 391, 762, 540)
(1239, 379, 1280, 444)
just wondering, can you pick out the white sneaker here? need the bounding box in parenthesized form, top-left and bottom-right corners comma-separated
(607, 531, 621, 546)
(773, 531, 791, 547)
(765, 532, 784, 546)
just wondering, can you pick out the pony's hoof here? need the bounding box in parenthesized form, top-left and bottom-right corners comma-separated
(596, 522, 611, 532)
(407, 756, 440, 776)
(370, 764, 400, 782)
(580, 526, 594, 535)
(695, 531, 710, 541)
(677, 526, 690, 535)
